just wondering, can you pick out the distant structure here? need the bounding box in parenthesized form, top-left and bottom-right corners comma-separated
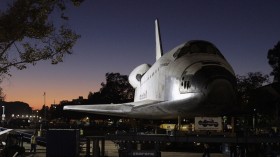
(50, 104, 59, 110)
(72, 96, 87, 105)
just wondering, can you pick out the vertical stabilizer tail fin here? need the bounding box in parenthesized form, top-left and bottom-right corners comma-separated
(155, 19, 163, 60)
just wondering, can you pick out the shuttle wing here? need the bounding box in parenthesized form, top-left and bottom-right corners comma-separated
(0, 128, 13, 136)
(63, 100, 162, 117)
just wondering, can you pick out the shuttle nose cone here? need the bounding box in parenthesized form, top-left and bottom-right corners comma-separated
(206, 79, 235, 106)
(192, 66, 236, 106)
(183, 65, 237, 114)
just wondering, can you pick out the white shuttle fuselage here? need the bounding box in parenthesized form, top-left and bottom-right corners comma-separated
(64, 20, 236, 119)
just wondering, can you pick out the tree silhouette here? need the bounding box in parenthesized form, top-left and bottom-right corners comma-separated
(0, 0, 83, 77)
(234, 72, 270, 130)
(0, 87, 5, 101)
(88, 73, 134, 104)
(251, 82, 280, 125)
(1, 101, 32, 117)
(267, 41, 280, 82)
(236, 72, 270, 108)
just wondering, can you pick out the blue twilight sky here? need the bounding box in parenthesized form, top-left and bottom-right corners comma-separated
(2, 0, 280, 109)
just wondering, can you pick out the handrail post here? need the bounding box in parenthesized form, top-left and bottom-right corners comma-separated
(101, 138, 105, 157)
(86, 137, 90, 157)
(93, 138, 100, 157)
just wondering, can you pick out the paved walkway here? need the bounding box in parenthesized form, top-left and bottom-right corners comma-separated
(22, 141, 229, 157)
(23, 142, 46, 157)
(80, 141, 229, 157)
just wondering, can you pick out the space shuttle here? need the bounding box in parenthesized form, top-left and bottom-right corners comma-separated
(64, 19, 236, 119)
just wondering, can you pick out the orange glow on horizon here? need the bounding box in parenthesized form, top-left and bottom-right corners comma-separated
(5, 91, 93, 110)
(5, 90, 100, 110)
(3, 78, 101, 110)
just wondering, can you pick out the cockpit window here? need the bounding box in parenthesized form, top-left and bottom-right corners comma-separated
(173, 41, 225, 59)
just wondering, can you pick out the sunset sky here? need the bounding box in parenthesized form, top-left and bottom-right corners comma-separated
(1, 0, 280, 109)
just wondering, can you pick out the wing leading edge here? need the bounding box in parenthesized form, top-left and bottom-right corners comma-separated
(0, 128, 13, 136)
(63, 100, 161, 117)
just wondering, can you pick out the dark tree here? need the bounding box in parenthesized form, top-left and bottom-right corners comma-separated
(88, 91, 102, 104)
(0, 0, 83, 77)
(267, 41, 280, 82)
(88, 73, 134, 104)
(1, 101, 32, 117)
(251, 82, 280, 126)
(235, 72, 270, 130)
(0, 87, 5, 101)
(236, 72, 270, 107)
